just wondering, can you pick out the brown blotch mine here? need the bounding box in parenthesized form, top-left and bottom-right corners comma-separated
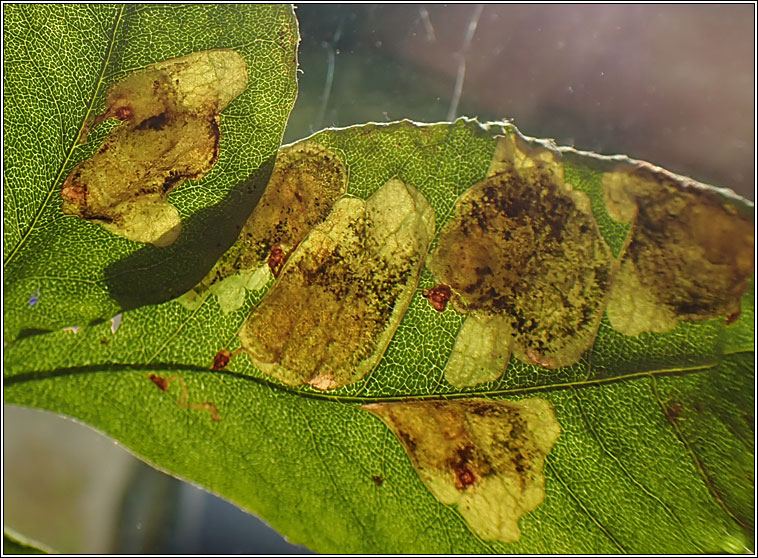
(239, 178, 435, 390)
(215, 140, 348, 277)
(603, 164, 754, 335)
(199, 141, 348, 290)
(62, 49, 249, 246)
(363, 397, 561, 543)
(429, 134, 614, 370)
(664, 400, 684, 423)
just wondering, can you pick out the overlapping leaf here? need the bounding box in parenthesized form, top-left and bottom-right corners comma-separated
(3, 3, 299, 340)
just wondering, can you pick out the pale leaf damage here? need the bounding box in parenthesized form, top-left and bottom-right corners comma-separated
(363, 397, 561, 543)
(239, 178, 435, 390)
(61, 49, 249, 246)
(602, 163, 754, 335)
(429, 133, 614, 384)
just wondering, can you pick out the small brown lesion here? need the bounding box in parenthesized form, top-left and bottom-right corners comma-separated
(525, 349, 554, 369)
(267, 244, 291, 278)
(455, 465, 476, 490)
(113, 105, 134, 121)
(452, 445, 477, 490)
(422, 284, 452, 312)
(726, 309, 741, 325)
(212, 349, 231, 371)
(371, 475, 384, 486)
(61, 178, 86, 209)
(664, 400, 684, 422)
(148, 372, 169, 392)
(211, 348, 242, 370)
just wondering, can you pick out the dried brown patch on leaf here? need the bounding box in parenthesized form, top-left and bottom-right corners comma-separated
(429, 133, 613, 374)
(603, 164, 754, 335)
(240, 142, 348, 267)
(363, 397, 561, 543)
(61, 49, 249, 246)
(239, 178, 435, 390)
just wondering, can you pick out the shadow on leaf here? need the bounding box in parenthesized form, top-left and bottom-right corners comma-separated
(103, 155, 276, 310)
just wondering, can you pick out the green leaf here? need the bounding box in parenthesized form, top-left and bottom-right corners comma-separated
(4, 5, 754, 555)
(3, 3, 298, 341)
(4, 529, 52, 554)
(5, 116, 754, 553)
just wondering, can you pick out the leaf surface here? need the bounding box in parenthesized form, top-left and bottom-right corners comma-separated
(3, 5, 754, 555)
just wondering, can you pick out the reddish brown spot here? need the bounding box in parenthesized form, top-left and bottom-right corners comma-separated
(423, 285, 452, 312)
(150, 373, 221, 421)
(371, 475, 384, 486)
(212, 349, 231, 370)
(148, 373, 169, 392)
(452, 445, 477, 490)
(455, 465, 476, 490)
(726, 309, 741, 325)
(267, 244, 288, 278)
(113, 105, 133, 121)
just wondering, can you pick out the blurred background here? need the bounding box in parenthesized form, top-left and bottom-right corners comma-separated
(4, 4, 755, 555)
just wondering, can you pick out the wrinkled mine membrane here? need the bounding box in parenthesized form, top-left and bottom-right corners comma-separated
(202, 141, 348, 287)
(61, 49, 249, 246)
(430, 133, 614, 385)
(602, 164, 754, 335)
(364, 397, 561, 543)
(240, 178, 435, 390)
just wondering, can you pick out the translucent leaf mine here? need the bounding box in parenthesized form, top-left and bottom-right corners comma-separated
(239, 178, 435, 390)
(429, 133, 614, 376)
(444, 314, 513, 388)
(603, 163, 754, 335)
(363, 397, 561, 543)
(61, 49, 249, 246)
(180, 141, 349, 314)
(203, 141, 348, 285)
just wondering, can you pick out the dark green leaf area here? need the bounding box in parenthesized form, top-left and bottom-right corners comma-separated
(5, 326, 752, 555)
(550, 355, 753, 554)
(3, 530, 51, 554)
